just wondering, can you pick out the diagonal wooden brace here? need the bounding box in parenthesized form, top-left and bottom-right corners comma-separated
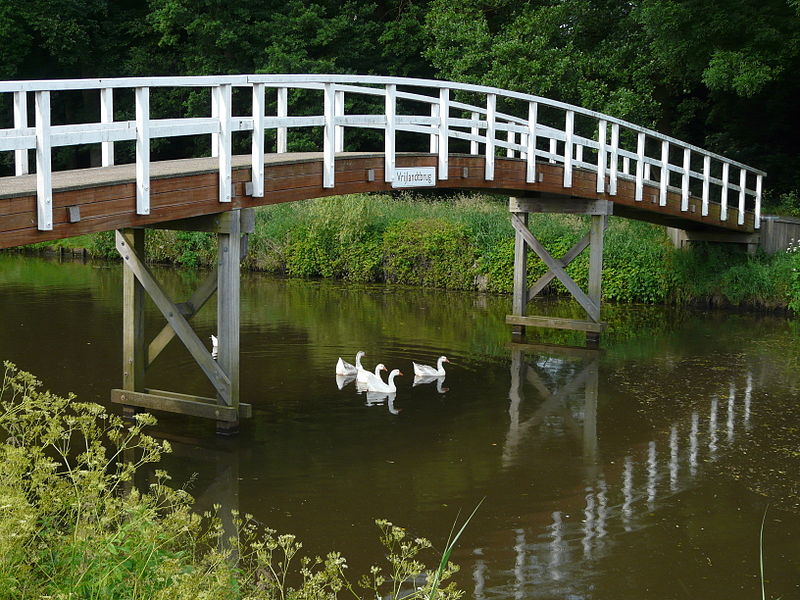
(527, 216, 609, 302)
(115, 230, 232, 404)
(511, 213, 600, 322)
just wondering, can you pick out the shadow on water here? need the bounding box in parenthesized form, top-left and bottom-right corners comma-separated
(1, 253, 799, 599)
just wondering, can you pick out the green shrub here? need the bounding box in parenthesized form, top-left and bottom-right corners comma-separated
(383, 218, 476, 289)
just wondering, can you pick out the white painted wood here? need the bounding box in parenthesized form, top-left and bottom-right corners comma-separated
(596, 120, 607, 194)
(334, 90, 345, 152)
(277, 87, 288, 153)
(134, 87, 150, 215)
(470, 111, 479, 155)
(623, 155, 630, 174)
(575, 143, 583, 163)
(549, 138, 557, 164)
(216, 84, 232, 203)
(211, 87, 219, 158)
(526, 102, 537, 183)
(384, 84, 396, 183)
(659, 140, 669, 206)
(720, 162, 730, 221)
(635, 132, 645, 201)
(506, 129, 514, 158)
(14, 90, 29, 175)
(738, 168, 746, 225)
(100, 87, 114, 167)
(251, 82, 265, 197)
(429, 103, 439, 154)
(485, 93, 496, 180)
(438, 88, 449, 180)
(681, 148, 691, 211)
(564, 110, 574, 188)
(755, 174, 763, 228)
(702, 155, 711, 216)
(323, 82, 336, 188)
(609, 123, 619, 195)
(34, 91, 52, 231)
(644, 162, 651, 182)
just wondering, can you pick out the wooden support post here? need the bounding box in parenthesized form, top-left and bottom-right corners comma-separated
(583, 358, 599, 464)
(216, 210, 242, 435)
(121, 228, 145, 419)
(507, 197, 610, 346)
(511, 202, 528, 337)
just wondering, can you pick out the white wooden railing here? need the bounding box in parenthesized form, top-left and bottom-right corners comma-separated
(0, 75, 765, 232)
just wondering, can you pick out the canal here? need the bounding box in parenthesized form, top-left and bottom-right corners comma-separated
(0, 253, 798, 599)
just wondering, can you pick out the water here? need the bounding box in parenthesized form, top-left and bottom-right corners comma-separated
(1, 253, 798, 599)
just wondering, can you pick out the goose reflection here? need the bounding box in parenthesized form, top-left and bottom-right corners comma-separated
(335, 373, 356, 390)
(365, 391, 400, 415)
(413, 374, 449, 393)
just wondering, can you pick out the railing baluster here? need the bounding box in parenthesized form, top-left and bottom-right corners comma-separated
(216, 84, 233, 203)
(623, 155, 630, 174)
(659, 140, 669, 206)
(681, 148, 690, 211)
(635, 132, 645, 201)
(609, 123, 619, 195)
(470, 111, 479, 155)
(485, 93, 496, 180)
(251, 82, 266, 197)
(438, 88, 449, 180)
(135, 87, 150, 215)
(755, 174, 763, 228)
(334, 90, 345, 153)
(526, 101, 537, 184)
(14, 90, 29, 175)
(100, 87, 114, 167)
(323, 82, 335, 188)
(211, 88, 219, 159)
(429, 102, 439, 154)
(506, 129, 514, 158)
(563, 110, 574, 188)
(575, 143, 583, 164)
(596, 119, 607, 194)
(277, 87, 288, 153)
(384, 84, 396, 183)
(702, 155, 711, 216)
(720, 162, 729, 221)
(549, 138, 557, 164)
(34, 90, 52, 230)
(738, 168, 746, 225)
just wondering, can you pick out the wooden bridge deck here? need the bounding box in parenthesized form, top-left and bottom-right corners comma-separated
(0, 152, 755, 250)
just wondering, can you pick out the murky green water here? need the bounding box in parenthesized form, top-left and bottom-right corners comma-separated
(1, 253, 798, 599)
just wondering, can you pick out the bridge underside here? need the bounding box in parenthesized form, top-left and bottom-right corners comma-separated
(0, 152, 756, 250)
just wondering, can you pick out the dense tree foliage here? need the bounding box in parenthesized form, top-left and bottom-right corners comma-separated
(1, 0, 797, 204)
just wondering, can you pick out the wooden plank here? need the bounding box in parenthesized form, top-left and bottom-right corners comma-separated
(511, 208, 527, 319)
(588, 214, 605, 304)
(527, 231, 591, 301)
(115, 230, 232, 402)
(216, 211, 241, 410)
(35, 91, 52, 230)
(505, 314, 606, 333)
(509, 197, 613, 215)
(508, 341, 603, 359)
(111, 389, 244, 422)
(147, 389, 252, 419)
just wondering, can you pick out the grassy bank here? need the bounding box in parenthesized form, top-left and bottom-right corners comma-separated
(24, 193, 800, 312)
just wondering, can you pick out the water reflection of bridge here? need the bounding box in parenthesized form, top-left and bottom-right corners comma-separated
(473, 343, 754, 599)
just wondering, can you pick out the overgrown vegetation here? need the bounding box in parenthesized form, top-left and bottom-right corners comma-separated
(40, 193, 800, 312)
(0, 362, 465, 600)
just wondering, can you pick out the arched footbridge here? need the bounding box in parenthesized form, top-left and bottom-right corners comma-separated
(0, 75, 767, 433)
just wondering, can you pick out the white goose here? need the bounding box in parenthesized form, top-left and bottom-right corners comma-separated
(366, 368, 402, 393)
(336, 350, 365, 376)
(412, 356, 449, 377)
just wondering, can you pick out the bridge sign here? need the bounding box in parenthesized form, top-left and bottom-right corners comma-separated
(392, 167, 436, 188)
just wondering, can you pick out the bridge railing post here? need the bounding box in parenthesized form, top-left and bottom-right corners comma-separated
(13, 91, 29, 175)
(485, 93, 496, 180)
(323, 82, 336, 188)
(702, 155, 711, 216)
(215, 83, 233, 203)
(251, 82, 265, 197)
(659, 140, 669, 206)
(738, 167, 747, 226)
(526, 101, 537, 184)
(384, 84, 396, 183)
(681, 148, 691, 211)
(563, 110, 574, 188)
(470, 111, 479, 155)
(596, 119, 606, 194)
(335, 89, 345, 153)
(135, 87, 150, 215)
(635, 132, 645, 202)
(755, 175, 763, 227)
(100, 87, 114, 167)
(609, 123, 619, 196)
(720, 161, 730, 221)
(277, 87, 288, 153)
(438, 88, 449, 180)
(34, 90, 53, 231)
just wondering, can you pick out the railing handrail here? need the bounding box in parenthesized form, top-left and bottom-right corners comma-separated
(0, 74, 765, 233)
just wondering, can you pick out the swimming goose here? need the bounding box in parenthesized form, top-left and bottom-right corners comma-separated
(356, 363, 387, 392)
(412, 356, 449, 377)
(366, 368, 402, 393)
(336, 350, 365, 376)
